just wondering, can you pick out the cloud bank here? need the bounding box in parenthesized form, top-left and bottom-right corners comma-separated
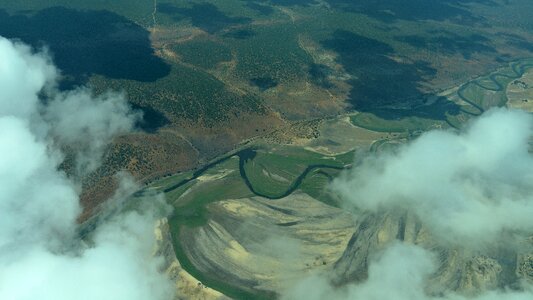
(0, 37, 173, 300)
(283, 242, 533, 300)
(283, 108, 533, 300)
(44, 88, 141, 174)
(333, 108, 533, 247)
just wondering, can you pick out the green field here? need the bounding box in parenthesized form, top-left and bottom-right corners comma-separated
(173, 38, 233, 70)
(455, 59, 533, 112)
(241, 146, 345, 197)
(3, 0, 533, 130)
(110, 54, 533, 297)
(232, 24, 313, 86)
(89, 63, 266, 126)
(128, 144, 352, 299)
(12, 1, 533, 298)
(350, 58, 533, 132)
(350, 113, 449, 132)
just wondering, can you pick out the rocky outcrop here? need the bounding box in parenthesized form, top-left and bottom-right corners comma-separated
(333, 211, 533, 296)
(179, 193, 357, 296)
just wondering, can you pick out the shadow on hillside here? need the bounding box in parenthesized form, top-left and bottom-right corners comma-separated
(0, 7, 171, 132)
(308, 64, 334, 89)
(158, 3, 251, 34)
(130, 103, 171, 133)
(223, 29, 256, 39)
(326, 0, 498, 24)
(239, 0, 317, 8)
(245, 2, 275, 15)
(321, 30, 460, 120)
(497, 32, 533, 52)
(396, 30, 497, 59)
(0, 7, 170, 83)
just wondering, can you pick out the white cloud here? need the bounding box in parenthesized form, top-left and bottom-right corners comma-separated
(0, 208, 173, 300)
(0, 38, 56, 119)
(0, 36, 173, 300)
(0, 116, 79, 252)
(288, 108, 533, 300)
(44, 88, 141, 174)
(332, 108, 533, 247)
(283, 242, 533, 300)
(282, 243, 434, 300)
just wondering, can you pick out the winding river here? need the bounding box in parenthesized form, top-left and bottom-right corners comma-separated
(457, 60, 533, 114)
(163, 147, 344, 199)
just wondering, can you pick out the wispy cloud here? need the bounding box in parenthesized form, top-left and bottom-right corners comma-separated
(333, 108, 533, 247)
(0, 37, 173, 300)
(284, 108, 533, 299)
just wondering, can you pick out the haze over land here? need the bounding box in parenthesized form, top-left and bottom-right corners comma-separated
(1, 0, 533, 299)
(1, 0, 532, 194)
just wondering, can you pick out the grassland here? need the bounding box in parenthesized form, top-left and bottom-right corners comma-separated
(103, 55, 533, 298)
(155, 145, 350, 214)
(456, 59, 533, 112)
(4, 0, 533, 128)
(89, 62, 266, 126)
(231, 24, 313, 86)
(298, 169, 341, 207)
(4, 0, 533, 139)
(0, 0, 153, 24)
(160, 155, 268, 299)
(8, 1, 533, 297)
(172, 38, 232, 70)
(128, 144, 353, 299)
(349, 58, 533, 133)
(242, 146, 345, 198)
(350, 112, 450, 132)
